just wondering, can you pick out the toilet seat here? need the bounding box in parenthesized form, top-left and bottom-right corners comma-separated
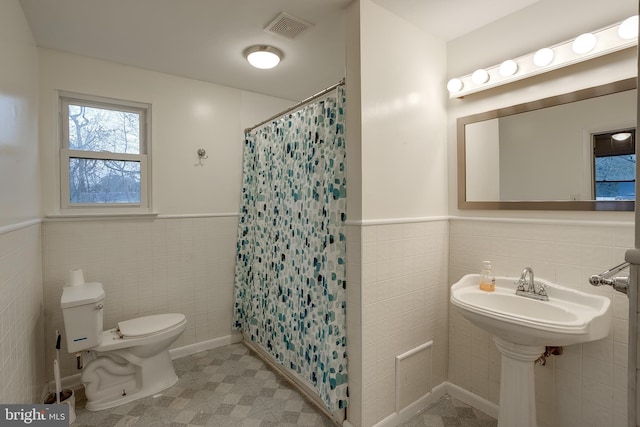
(118, 313, 186, 338)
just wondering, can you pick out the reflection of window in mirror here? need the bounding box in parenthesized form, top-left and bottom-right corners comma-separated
(592, 129, 636, 201)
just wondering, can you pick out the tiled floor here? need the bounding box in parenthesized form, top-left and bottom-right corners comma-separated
(399, 395, 497, 427)
(73, 343, 336, 426)
(73, 343, 496, 427)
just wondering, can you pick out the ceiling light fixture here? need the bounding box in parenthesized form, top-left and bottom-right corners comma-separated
(244, 45, 283, 69)
(612, 132, 632, 141)
(447, 15, 638, 98)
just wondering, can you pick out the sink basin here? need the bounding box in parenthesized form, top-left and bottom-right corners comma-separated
(451, 274, 612, 346)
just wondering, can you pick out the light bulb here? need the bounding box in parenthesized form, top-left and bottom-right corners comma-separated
(247, 51, 280, 69)
(244, 45, 283, 69)
(618, 15, 639, 40)
(572, 33, 597, 54)
(471, 69, 489, 84)
(533, 48, 554, 67)
(447, 78, 463, 93)
(499, 60, 518, 77)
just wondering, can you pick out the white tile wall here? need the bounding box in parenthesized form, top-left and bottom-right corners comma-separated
(42, 216, 239, 380)
(449, 218, 631, 427)
(0, 223, 45, 403)
(357, 219, 449, 426)
(35, 213, 633, 426)
(346, 224, 363, 427)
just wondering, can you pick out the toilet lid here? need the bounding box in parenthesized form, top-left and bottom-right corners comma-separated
(118, 313, 185, 338)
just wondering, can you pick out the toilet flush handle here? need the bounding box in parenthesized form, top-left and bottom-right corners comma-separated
(95, 303, 103, 310)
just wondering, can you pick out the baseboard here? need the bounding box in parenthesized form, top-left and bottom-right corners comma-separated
(372, 382, 447, 427)
(352, 382, 497, 427)
(43, 373, 83, 398)
(169, 333, 243, 360)
(48, 333, 243, 392)
(444, 382, 499, 419)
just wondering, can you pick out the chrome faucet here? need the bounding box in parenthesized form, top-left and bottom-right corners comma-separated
(515, 267, 549, 301)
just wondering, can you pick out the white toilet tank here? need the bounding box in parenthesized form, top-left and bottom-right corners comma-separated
(61, 282, 105, 353)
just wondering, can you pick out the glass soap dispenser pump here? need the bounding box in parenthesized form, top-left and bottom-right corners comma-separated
(479, 261, 495, 292)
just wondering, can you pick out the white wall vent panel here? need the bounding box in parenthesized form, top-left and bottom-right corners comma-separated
(265, 12, 313, 39)
(396, 341, 433, 412)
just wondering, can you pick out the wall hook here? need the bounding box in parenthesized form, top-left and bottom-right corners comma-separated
(196, 148, 209, 166)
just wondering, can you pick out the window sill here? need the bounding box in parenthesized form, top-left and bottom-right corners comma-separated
(45, 212, 159, 221)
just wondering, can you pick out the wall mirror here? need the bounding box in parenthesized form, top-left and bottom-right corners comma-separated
(458, 78, 637, 211)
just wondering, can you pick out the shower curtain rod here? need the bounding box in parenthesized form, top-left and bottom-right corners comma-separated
(244, 78, 345, 133)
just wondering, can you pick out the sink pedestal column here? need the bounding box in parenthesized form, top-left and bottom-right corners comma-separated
(493, 337, 544, 427)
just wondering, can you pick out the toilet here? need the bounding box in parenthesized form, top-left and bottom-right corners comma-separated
(60, 282, 187, 411)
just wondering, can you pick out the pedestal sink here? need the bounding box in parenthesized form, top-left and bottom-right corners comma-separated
(450, 274, 611, 427)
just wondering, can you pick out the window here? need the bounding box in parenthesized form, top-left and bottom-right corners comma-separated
(593, 129, 635, 201)
(59, 93, 151, 212)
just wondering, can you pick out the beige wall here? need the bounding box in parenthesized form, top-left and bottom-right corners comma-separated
(0, 0, 44, 404)
(359, 0, 448, 221)
(0, 0, 40, 226)
(465, 119, 500, 201)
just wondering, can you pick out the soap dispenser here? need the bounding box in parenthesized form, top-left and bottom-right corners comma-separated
(479, 261, 495, 292)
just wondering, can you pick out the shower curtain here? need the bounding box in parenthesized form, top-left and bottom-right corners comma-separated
(233, 87, 348, 411)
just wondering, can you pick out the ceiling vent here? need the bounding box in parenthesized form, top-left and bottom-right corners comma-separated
(265, 12, 313, 39)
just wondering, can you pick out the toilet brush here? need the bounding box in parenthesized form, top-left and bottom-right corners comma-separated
(54, 360, 61, 404)
(55, 330, 62, 404)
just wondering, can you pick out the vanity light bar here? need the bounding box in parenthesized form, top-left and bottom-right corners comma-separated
(447, 16, 638, 99)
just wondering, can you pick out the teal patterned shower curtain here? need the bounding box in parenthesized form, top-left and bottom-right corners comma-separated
(233, 87, 348, 411)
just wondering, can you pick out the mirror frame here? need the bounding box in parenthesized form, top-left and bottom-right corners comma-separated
(458, 78, 637, 211)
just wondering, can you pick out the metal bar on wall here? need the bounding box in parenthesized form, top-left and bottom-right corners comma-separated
(244, 78, 345, 133)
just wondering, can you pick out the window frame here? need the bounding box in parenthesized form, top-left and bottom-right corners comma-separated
(58, 92, 152, 214)
(591, 128, 636, 201)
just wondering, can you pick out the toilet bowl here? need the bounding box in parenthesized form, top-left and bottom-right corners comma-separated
(61, 282, 186, 411)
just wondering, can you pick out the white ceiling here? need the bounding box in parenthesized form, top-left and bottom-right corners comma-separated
(371, 0, 539, 41)
(19, 0, 539, 101)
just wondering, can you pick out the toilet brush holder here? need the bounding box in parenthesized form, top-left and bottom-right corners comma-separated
(43, 389, 76, 424)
